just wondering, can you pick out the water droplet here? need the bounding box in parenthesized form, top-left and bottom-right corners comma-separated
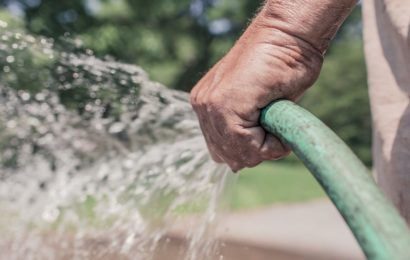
(122, 159, 133, 170)
(109, 122, 125, 134)
(6, 120, 17, 129)
(84, 103, 93, 111)
(35, 93, 45, 101)
(6, 55, 15, 63)
(20, 92, 30, 101)
(0, 20, 7, 28)
(42, 207, 60, 222)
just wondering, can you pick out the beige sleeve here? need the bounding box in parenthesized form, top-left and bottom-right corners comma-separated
(363, 0, 410, 222)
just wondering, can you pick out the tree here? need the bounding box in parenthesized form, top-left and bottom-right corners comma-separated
(0, 0, 264, 90)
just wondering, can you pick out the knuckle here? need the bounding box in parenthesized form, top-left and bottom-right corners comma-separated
(190, 94, 200, 111)
(244, 159, 261, 168)
(230, 164, 243, 173)
(238, 152, 250, 161)
(271, 149, 291, 160)
(277, 143, 291, 156)
(190, 93, 197, 106)
(283, 145, 291, 154)
(206, 92, 224, 109)
(234, 151, 259, 168)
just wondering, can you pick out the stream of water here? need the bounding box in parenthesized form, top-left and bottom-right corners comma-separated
(0, 21, 233, 260)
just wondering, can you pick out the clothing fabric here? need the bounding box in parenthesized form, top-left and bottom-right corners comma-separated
(363, 0, 410, 222)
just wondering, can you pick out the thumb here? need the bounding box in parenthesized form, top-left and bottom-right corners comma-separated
(259, 133, 291, 160)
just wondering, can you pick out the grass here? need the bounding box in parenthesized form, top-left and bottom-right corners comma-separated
(229, 160, 326, 210)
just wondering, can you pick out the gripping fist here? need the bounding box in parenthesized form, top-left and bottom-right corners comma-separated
(190, 15, 323, 172)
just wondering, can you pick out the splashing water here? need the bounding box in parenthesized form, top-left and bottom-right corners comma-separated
(0, 21, 232, 259)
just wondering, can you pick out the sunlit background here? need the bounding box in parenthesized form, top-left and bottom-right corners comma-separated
(0, 0, 370, 203)
(0, 1, 369, 259)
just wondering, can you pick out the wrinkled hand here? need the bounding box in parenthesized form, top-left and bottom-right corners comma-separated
(190, 14, 324, 172)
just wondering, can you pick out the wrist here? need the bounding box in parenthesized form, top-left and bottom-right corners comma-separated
(256, 0, 357, 53)
(230, 20, 324, 102)
(241, 16, 324, 77)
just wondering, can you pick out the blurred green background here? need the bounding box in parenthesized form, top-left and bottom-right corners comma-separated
(0, 0, 370, 209)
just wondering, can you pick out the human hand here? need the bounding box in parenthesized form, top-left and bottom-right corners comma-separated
(191, 1, 354, 171)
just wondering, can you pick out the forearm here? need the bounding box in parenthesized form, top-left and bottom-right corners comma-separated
(256, 0, 358, 53)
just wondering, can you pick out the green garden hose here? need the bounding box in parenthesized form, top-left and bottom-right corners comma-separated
(260, 100, 410, 260)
